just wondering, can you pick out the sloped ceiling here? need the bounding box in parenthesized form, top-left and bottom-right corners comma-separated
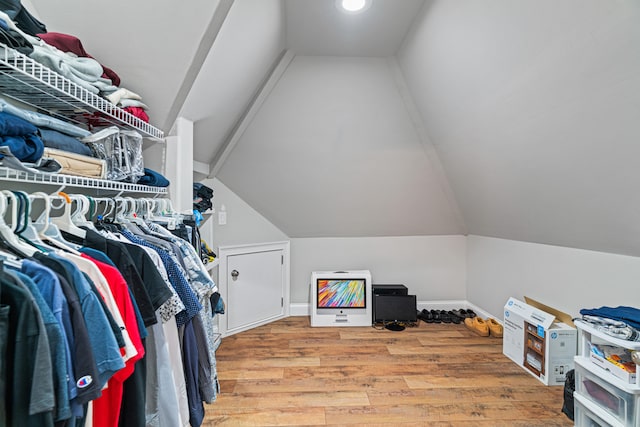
(28, 0, 224, 132)
(25, 1, 640, 255)
(399, 0, 640, 255)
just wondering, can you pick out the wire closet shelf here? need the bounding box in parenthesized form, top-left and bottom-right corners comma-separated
(0, 43, 164, 140)
(0, 167, 168, 195)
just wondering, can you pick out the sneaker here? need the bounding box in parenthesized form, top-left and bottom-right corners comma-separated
(487, 318, 503, 338)
(464, 317, 489, 337)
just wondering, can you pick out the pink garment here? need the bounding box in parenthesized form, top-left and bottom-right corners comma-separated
(37, 32, 121, 86)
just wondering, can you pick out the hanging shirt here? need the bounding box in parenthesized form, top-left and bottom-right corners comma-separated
(0, 270, 54, 427)
(11, 270, 71, 422)
(75, 229, 172, 327)
(31, 253, 102, 417)
(119, 229, 202, 327)
(57, 252, 137, 363)
(48, 253, 124, 387)
(90, 254, 146, 427)
(21, 259, 76, 415)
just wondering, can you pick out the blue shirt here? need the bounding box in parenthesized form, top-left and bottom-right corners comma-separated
(48, 253, 125, 388)
(21, 259, 76, 411)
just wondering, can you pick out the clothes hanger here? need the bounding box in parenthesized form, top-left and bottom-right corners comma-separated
(50, 192, 87, 239)
(0, 191, 36, 257)
(70, 194, 98, 231)
(37, 192, 83, 252)
(11, 191, 28, 235)
(148, 198, 183, 229)
(14, 191, 53, 251)
(31, 192, 51, 234)
(0, 251, 22, 269)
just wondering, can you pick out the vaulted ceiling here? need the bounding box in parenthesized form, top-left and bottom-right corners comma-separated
(27, 0, 640, 256)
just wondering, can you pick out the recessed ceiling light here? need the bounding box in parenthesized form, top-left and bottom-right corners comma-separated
(337, 0, 371, 14)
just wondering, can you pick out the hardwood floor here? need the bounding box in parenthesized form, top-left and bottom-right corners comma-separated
(203, 316, 574, 426)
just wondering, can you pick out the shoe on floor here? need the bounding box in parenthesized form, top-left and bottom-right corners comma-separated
(450, 310, 465, 322)
(417, 309, 434, 323)
(447, 310, 462, 324)
(464, 317, 489, 337)
(487, 318, 503, 338)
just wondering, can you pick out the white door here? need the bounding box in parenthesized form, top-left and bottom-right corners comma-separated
(222, 243, 288, 334)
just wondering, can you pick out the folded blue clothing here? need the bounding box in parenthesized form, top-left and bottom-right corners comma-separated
(0, 97, 91, 138)
(0, 133, 43, 162)
(137, 168, 170, 187)
(580, 306, 640, 330)
(39, 128, 93, 157)
(0, 111, 44, 162)
(0, 111, 37, 135)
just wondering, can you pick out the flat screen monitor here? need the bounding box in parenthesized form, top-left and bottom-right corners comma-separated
(374, 294, 417, 323)
(310, 270, 372, 327)
(317, 278, 366, 309)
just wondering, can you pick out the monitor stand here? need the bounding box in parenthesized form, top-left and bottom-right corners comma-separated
(384, 322, 405, 331)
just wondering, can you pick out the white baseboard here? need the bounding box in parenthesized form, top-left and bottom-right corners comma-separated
(290, 300, 498, 322)
(290, 303, 309, 316)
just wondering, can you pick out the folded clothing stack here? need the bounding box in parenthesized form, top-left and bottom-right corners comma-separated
(0, 0, 46, 36)
(580, 306, 640, 342)
(193, 183, 214, 213)
(43, 147, 106, 179)
(0, 110, 43, 163)
(137, 168, 170, 188)
(0, 11, 152, 124)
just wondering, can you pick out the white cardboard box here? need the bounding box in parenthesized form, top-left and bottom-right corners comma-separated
(503, 297, 577, 385)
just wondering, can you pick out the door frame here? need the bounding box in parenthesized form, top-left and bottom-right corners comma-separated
(218, 241, 290, 336)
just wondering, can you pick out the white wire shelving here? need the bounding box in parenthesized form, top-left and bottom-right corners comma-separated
(0, 43, 164, 140)
(0, 167, 167, 195)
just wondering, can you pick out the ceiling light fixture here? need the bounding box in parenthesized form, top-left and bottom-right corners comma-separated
(337, 0, 371, 14)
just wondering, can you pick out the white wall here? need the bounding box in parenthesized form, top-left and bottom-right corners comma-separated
(217, 55, 463, 238)
(399, 0, 640, 258)
(206, 177, 289, 250)
(290, 236, 467, 304)
(201, 182, 640, 319)
(467, 235, 640, 320)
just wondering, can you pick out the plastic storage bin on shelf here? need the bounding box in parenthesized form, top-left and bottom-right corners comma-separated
(573, 319, 640, 426)
(574, 319, 640, 387)
(574, 393, 616, 427)
(574, 358, 639, 426)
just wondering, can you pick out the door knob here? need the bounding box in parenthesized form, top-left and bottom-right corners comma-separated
(231, 269, 239, 280)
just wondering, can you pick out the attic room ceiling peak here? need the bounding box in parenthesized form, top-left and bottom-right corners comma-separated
(284, 0, 427, 57)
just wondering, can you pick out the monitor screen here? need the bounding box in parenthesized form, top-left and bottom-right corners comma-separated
(317, 279, 366, 309)
(374, 295, 417, 322)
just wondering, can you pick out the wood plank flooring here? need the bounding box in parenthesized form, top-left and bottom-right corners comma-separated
(203, 316, 573, 426)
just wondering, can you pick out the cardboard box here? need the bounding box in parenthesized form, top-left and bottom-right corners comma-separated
(503, 297, 577, 385)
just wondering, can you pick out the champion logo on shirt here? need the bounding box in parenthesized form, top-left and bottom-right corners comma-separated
(77, 375, 93, 388)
